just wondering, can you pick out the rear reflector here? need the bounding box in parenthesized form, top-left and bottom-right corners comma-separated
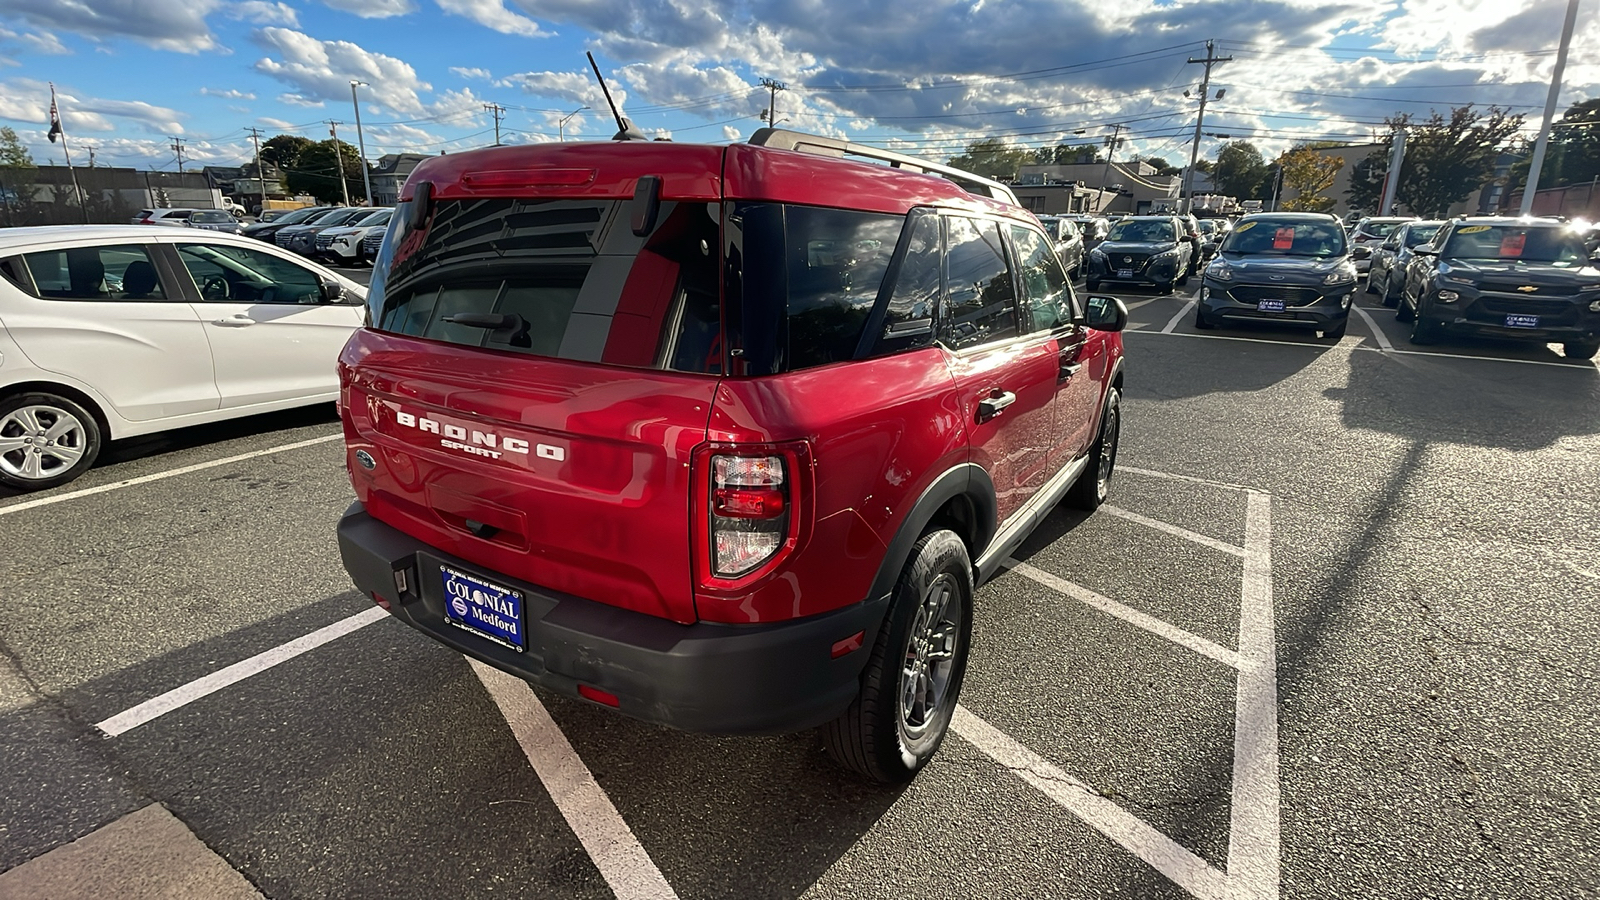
(577, 684, 620, 708)
(831, 631, 865, 658)
(370, 592, 391, 610)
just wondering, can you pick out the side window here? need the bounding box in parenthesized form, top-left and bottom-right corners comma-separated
(0, 257, 32, 294)
(20, 245, 168, 301)
(783, 206, 904, 369)
(941, 216, 1017, 350)
(872, 211, 940, 356)
(176, 243, 323, 304)
(1009, 225, 1077, 332)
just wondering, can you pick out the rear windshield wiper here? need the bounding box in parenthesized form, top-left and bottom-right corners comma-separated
(443, 313, 532, 348)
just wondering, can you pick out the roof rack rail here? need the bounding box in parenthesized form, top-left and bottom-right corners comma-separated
(748, 127, 1019, 206)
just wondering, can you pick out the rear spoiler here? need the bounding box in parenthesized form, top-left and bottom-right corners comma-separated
(749, 127, 1019, 206)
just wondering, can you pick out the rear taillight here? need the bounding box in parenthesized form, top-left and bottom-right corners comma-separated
(710, 454, 788, 577)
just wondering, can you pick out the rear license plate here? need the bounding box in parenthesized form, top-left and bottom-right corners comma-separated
(1257, 300, 1286, 312)
(441, 565, 525, 652)
(1504, 314, 1539, 329)
(1117, 268, 1133, 279)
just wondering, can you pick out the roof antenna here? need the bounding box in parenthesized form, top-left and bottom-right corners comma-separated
(587, 52, 646, 141)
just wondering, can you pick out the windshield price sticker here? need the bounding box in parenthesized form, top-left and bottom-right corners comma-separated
(1500, 233, 1526, 257)
(1234, 222, 1256, 232)
(1273, 227, 1296, 250)
(1458, 225, 1491, 234)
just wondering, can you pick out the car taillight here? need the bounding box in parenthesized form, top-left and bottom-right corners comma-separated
(710, 454, 788, 577)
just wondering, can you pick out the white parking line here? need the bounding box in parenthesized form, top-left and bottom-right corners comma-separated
(1350, 305, 1394, 352)
(1131, 331, 1328, 349)
(470, 660, 679, 900)
(953, 706, 1234, 900)
(1103, 505, 1245, 557)
(1120, 465, 1250, 494)
(1227, 492, 1282, 900)
(0, 434, 343, 518)
(96, 606, 388, 737)
(1005, 560, 1243, 670)
(1162, 299, 1198, 333)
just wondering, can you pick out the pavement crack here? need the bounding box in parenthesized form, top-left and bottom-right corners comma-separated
(1414, 594, 1581, 679)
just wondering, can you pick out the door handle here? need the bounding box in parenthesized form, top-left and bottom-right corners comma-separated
(977, 390, 1016, 422)
(1060, 362, 1083, 377)
(212, 315, 255, 327)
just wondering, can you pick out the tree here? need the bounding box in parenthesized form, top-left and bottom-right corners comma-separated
(1378, 106, 1523, 217)
(1136, 155, 1181, 176)
(1346, 151, 1386, 214)
(1211, 141, 1269, 199)
(0, 126, 36, 226)
(285, 139, 369, 203)
(1278, 148, 1343, 212)
(1509, 98, 1600, 193)
(0, 127, 34, 169)
(946, 138, 1031, 180)
(259, 134, 314, 170)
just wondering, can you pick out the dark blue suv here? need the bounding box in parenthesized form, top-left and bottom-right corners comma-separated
(1196, 212, 1359, 340)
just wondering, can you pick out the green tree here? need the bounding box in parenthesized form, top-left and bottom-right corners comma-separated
(946, 138, 1032, 180)
(1346, 151, 1387, 213)
(1278, 148, 1343, 212)
(285, 139, 368, 203)
(1135, 155, 1181, 176)
(0, 126, 36, 225)
(1211, 141, 1269, 199)
(1378, 106, 1523, 216)
(259, 134, 314, 170)
(1509, 98, 1600, 193)
(0, 127, 34, 169)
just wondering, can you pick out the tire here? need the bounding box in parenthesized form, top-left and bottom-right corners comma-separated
(1396, 288, 1416, 323)
(1364, 269, 1378, 295)
(1194, 305, 1215, 329)
(822, 530, 973, 783)
(1323, 315, 1348, 340)
(1086, 279, 1101, 292)
(1564, 340, 1599, 361)
(1157, 280, 1175, 295)
(1176, 267, 1190, 288)
(1408, 299, 1440, 345)
(0, 392, 102, 491)
(1067, 387, 1121, 510)
(1381, 273, 1400, 309)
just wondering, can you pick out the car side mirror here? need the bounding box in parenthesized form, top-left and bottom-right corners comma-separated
(1413, 245, 1437, 258)
(1084, 295, 1128, 332)
(318, 277, 345, 304)
(1350, 245, 1372, 261)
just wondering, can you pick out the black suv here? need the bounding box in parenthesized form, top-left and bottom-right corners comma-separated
(1086, 216, 1193, 292)
(1197, 212, 1360, 339)
(1397, 217, 1600, 359)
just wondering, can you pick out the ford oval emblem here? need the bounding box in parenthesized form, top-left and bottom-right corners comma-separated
(354, 450, 376, 470)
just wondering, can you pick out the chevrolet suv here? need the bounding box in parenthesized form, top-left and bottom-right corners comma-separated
(1397, 217, 1600, 359)
(334, 129, 1129, 782)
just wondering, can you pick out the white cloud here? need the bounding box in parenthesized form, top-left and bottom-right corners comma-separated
(0, 24, 69, 57)
(258, 116, 296, 129)
(0, 78, 185, 135)
(253, 27, 432, 113)
(200, 87, 257, 100)
(228, 1, 300, 27)
(2, 0, 223, 53)
(497, 69, 625, 113)
(317, 0, 418, 18)
(435, 0, 546, 37)
(277, 92, 325, 108)
(722, 124, 741, 141)
(449, 66, 492, 80)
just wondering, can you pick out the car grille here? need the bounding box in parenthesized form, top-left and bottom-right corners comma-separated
(1477, 297, 1581, 318)
(315, 233, 336, 250)
(1227, 285, 1325, 307)
(275, 231, 293, 247)
(1479, 281, 1574, 297)
(363, 231, 383, 254)
(1110, 253, 1150, 272)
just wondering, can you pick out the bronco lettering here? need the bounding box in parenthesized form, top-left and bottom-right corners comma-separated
(393, 409, 565, 461)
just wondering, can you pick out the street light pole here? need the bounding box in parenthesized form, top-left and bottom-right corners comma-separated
(559, 106, 589, 142)
(1521, 0, 1581, 216)
(350, 81, 374, 205)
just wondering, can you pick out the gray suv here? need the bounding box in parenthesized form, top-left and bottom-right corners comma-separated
(1197, 212, 1359, 340)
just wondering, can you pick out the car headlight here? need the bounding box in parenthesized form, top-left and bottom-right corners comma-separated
(1152, 245, 1180, 260)
(1208, 262, 1233, 282)
(1090, 248, 1106, 260)
(1437, 262, 1474, 286)
(1323, 269, 1356, 285)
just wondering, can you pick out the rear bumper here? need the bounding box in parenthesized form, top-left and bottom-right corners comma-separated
(337, 503, 887, 735)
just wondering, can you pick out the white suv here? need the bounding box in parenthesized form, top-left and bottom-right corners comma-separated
(0, 226, 368, 490)
(315, 208, 393, 265)
(132, 208, 198, 227)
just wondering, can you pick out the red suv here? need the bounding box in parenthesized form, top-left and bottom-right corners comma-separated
(335, 129, 1128, 782)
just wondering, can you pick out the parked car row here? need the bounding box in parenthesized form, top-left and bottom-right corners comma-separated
(240, 205, 392, 266)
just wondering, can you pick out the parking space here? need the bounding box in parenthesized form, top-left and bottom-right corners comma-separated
(3, 268, 1598, 899)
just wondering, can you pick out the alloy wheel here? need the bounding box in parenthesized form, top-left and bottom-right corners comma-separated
(0, 405, 88, 482)
(899, 574, 962, 738)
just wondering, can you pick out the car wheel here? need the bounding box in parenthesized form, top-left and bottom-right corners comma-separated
(1067, 387, 1120, 510)
(1408, 299, 1440, 345)
(1176, 268, 1190, 287)
(822, 529, 972, 783)
(1564, 340, 1599, 360)
(1396, 288, 1416, 323)
(1086, 279, 1101, 292)
(0, 393, 102, 491)
(1381, 274, 1400, 309)
(1194, 305, 1215, 329)
(1364, 269, 1378, 295)
(1323, 315, 1349, 340)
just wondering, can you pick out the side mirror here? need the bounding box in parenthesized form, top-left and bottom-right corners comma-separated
(1413, 245, 1437, 258)
(318, 277, 345, 304)
(1084, 295, 1128, 332)
(1350, 245, 1372, 261)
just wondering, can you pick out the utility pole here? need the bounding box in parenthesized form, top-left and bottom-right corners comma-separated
(760, 78, 787, 126)
(1181, 40, 1232, 213)
(170, 136, 187, 174)
(483, 102, 505, 146)
(1377, 127, 1407, 215)
(1522, 0, 1581, 215)
(1098, 123, 1125, 213)
(351, 81, 374, 204)
(246, 126, 267, 205)
(83, 145, 97, 167)
(327, 120, 351, 206)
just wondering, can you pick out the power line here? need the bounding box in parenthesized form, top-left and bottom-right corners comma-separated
(483, 102, 505, 146)
(169, 136, 187, 173)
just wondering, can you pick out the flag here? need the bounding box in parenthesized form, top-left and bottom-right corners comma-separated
(47, 83, 62, 144)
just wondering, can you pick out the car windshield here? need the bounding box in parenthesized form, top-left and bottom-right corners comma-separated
(1443, 225, 1590, 264)
(316, 209, 365, 227)
(1106, 220, 1174, 242)
(275, 207, 323, 225)
(191, 211, 232, 223)
(1404, 224, 1441, 248)
(1038, 219, 1062, 240)
(1362, 220, 1405, 237)
(1222, 219, 1348, 258)
(355, 209, 392, 227)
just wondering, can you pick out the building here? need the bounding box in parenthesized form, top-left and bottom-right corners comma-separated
(369, 153, 433, 206)
(1011, 160, 1180, 215)
(202, 162, 284, 211)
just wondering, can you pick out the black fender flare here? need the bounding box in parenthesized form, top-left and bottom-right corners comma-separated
(867, 463, 997, 604)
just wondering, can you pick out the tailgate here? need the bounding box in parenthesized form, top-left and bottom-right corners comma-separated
(342, 330, 715, 624)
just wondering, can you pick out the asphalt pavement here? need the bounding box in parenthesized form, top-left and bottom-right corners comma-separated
(1, 272, 1596, 899)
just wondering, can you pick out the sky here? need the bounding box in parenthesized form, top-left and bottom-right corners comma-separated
(0, 0, 1597, 174)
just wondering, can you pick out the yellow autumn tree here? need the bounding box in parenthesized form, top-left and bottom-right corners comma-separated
(1279, 148, 1343, 212)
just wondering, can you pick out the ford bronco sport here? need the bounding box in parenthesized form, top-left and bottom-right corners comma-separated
(335, 128, 1129, 782)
